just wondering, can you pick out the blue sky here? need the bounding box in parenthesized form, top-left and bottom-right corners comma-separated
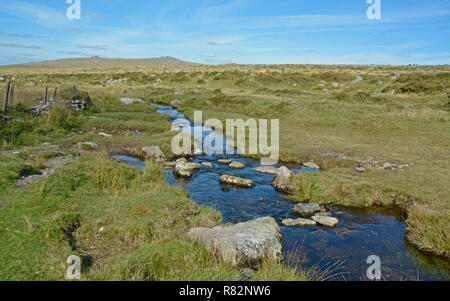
(0, 0, 449, 65)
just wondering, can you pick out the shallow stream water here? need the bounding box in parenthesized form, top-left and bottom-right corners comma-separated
(114, 104, 449, 281)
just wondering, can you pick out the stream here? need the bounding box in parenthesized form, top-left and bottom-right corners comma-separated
(114, 104, 449, 281)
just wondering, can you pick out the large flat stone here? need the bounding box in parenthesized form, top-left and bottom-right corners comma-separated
(187, 217, 283, 268)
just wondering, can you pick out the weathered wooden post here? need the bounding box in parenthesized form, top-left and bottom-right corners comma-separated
(53, 87, 57, 101)
(44, 87, 48, 105)
(3, 80, 10, 113)
(72, 85, 76, 100)
(9, 86, 14, 107)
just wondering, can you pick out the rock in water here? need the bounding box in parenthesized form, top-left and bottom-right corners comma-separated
(218, 159, 232, 164)
(294, 203, 321, 217)
(187, 217, 283, 268)
(142, 146, 166, 161)
(229, 161, 245, 169)
(254, 166, 278, 175)
(282, 218, 316, 227)
(303, 162, 320, 169)
(312, 215, 339, 227)
(201, 162, 214, 168)
(186, 162, 201, 170)
(220, 175, 255, 188)
(272, 166, 294, 193)
(173, 158, 192, 178)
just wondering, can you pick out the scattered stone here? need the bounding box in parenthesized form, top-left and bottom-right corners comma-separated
(186, 162, 201, 170)
(98, 132, 113, 138)
(98, 226, 106, 232)
(254, 166, 278, 175)
(314, 212, 332, 217)
(77, 142, 98, 151)
(332, 82, 339, 87)
(171, 99, 180, 105)
(220, 175, 255, 188)
(229, 161, 245, 169)
(282, 218, 316, 227)
(218, 159, 232, 164)
(392, 74, 400, 80)
(377, 81, 383, 86)
(272, 166, 294, 193)
(141, 146, 166, 161)
(383, 162, 393, 170)
(187, 217, 283, 268)
(29, 90, 92, 115)
(0, 77, 4, 81)
(312, 216, 339, 227)
(303, 162, 320, 169)
(174, 158, 192, 178)
(352, 76, 363, 84)
(119, 98, 144, 105)
(390, 90, 395, 95)
(294, 203, 321, 217)
(355, 166, 366, 173)
(174, 91, 183, 96)
(201, 162, 214, 168)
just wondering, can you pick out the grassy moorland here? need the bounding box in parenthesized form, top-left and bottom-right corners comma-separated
(0, 68, 315, 280)
(0, 63, 449, 279)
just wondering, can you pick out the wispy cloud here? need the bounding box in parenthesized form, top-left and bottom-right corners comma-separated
(0, 40, 41, 49)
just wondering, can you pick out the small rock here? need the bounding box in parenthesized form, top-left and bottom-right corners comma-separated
(294, 203, 321, 217)
(314, 212, 332, 217)
(119, 98, 144, 105)
(186, 163, 201, 170)
(272, 166, 294, 193)
(383, 162, 393, 170)
(392, 74, 400, 80)
(77, 142, 98, 150)
(229, 161, 245, 169)
(355, 166, 366, 173)
(254, 166, 279, 175)
(282, 218, 316, 227)
(352, 76, 363, 84)
(201, 162, 214, 168)
(98, 226, 105, 232)
(377, 81, 383, 86)
(218, 159, 232, 164)
(303, 162, 320, 169)
(98, 132, 113, 138)
(142, 146, 166, 161)
(174, 158, 193, 178)
(312, 216, 339, 227)
(332, 82, 339, 87)
(220, 175, 255, 188)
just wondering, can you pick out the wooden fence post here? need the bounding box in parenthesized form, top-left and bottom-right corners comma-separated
(9, 86, 14, 107)
(3, 80, 10, 113)
(44, 87, 48, 105)
(72, 85, 76, 100)
(53, 87, 57, 101)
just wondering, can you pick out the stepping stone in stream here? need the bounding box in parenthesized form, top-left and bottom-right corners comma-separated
(282, 218, 317, 227)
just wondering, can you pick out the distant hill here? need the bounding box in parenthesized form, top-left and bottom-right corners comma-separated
(7, 56, 200, 68)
